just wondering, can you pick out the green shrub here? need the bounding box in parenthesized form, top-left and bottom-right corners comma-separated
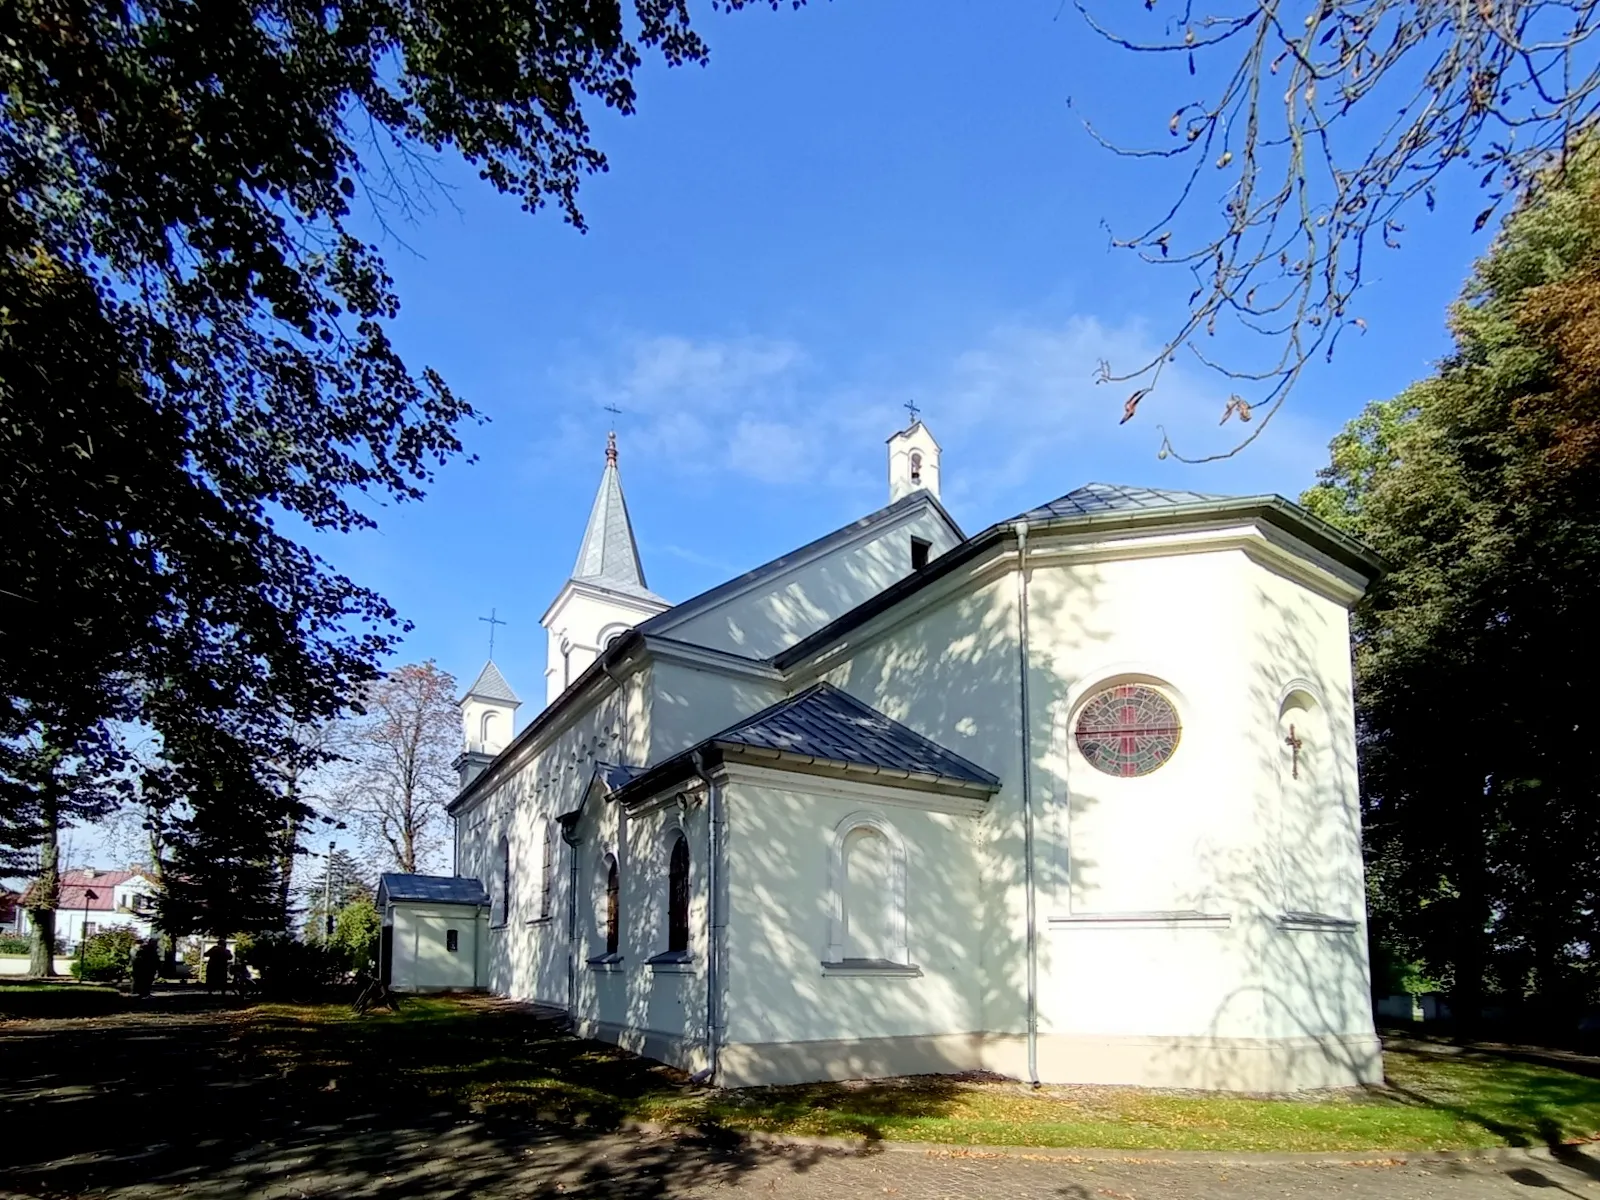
(70, 927, 138, 982)
(0, 933, 30, 956)
(239, 931, 346, 998)
(331, 896, 380, 974)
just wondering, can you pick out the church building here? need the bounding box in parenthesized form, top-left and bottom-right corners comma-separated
(445, 419, 1383, 1091)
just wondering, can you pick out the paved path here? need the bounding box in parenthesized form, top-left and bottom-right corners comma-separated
(2, 1005, 1597, 1199)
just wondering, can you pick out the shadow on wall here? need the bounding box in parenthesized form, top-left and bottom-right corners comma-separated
(1142, 577, 1377, 1091)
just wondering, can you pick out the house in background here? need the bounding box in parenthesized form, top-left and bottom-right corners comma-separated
(23, 868, 158, 949)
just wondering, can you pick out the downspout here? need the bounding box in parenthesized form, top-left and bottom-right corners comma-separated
(1013, 519, 1040, 1087)
(691, 749, 722, 1084)
(563, 820, 581, 1026)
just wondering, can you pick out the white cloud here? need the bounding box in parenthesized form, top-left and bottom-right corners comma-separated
(543, 318, 1337, 522)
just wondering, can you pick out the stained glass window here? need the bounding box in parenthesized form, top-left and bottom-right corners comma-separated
(1074, 684, 1182, 777)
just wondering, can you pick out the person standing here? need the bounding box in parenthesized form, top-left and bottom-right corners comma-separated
(131, 939, 159, 998)
(203, 941, 230, 994)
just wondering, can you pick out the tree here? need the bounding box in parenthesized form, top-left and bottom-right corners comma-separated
(1303, 143, 1600, 1024)
(1, 0, 788, 912)
(330, 895, 382, 975)
(334, 663, 460, 875)
(1078, 0, 1600, 457)
(301, 848, 370, 940)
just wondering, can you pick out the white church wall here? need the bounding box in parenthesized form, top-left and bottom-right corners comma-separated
(567, 792, 710, 1074)
(794, 535, 1376, 1089)
(648, 660, 783, 758)
(662, 506, 962, 659)
(809, 573, 1029, 1046)
(1243, 557, 1376, 1065)
(455, 663, 652, 1011)
(717, 771, 984, 1085)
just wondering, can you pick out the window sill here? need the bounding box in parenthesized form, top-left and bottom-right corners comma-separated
(647, 951, 696, 975)
(587, 953, 625, 974)
(820, 959, 922, 978)
(1277, 911, 1359, 932)
(525, 915, 555, 927)
(1048, 910, 1232, 930)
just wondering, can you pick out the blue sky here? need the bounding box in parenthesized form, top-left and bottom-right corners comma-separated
(323, 0, 1491, 715)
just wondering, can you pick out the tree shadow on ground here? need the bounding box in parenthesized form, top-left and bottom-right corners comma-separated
(1376, 1037, 1600, 1150)
(0, 995, 849, 1199)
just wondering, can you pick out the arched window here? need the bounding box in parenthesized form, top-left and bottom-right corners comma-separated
(497, 835, 511, 926)
(909, 450, 923, 486)
(825, 812, 910, 967)
(667, 834, 690, 954)
(540, 823, 556, 921)
(603, 853, 620, 955)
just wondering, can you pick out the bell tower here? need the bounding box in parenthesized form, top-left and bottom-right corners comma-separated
(887, 411, 941, 502)
(541, 430, 670, 706)
(456, 661, 520, 790)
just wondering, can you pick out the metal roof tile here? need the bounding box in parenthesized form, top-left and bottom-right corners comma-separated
(1018, 482, 1231, 522)
(715, 683, 1000, 788)
(377, 874, 490, 906)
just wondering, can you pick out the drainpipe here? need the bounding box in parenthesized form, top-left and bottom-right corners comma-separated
(1013, 520, 1040, 1087)
(691, 748, 723, 1084)
(563, 821, 581, 1025)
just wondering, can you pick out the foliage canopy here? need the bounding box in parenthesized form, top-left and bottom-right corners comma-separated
(1303, 143, 1600, 1019)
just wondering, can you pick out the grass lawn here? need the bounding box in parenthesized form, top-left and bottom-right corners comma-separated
(238, 996, 1600, 1153)
(0, 978, 122, 1019)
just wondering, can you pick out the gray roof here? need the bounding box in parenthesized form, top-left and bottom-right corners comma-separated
(1018, 482, 1230, 523)
(639, 488, 965, 640)
(378, 873, 489, 905)
(572, 442, 666, 604)
(461, 660, 520, 706)
(713, 683, 1000, 788)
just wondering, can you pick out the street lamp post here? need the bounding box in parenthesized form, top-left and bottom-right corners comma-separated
(77, 888, 98, 977)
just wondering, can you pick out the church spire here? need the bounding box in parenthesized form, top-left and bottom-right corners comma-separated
(572, 429, 657, 601)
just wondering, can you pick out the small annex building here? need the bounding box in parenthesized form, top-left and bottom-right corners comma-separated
(376, 873, 489, 993)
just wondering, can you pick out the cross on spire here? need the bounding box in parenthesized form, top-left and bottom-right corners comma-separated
(478, 608, 507, 658)
(904, 399, 921, 424)
(602, 405, 622, 465)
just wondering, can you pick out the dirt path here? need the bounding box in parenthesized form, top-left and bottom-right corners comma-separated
(2, 1005, 1597, 1199)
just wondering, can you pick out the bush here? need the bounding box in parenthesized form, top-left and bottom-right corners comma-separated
(331, 897, 381, 974)
(238, 931, 347, 998)
(0, 933, 30, 956)
(70, 927, 138, 982)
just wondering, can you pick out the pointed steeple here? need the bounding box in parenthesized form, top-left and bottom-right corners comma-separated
(461, 660, 519, 706)
(571, 431, 663, 603)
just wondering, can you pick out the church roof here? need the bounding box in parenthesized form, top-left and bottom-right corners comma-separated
(714, 684, 1000, 788)
(638, 488, 964, 640)
(1017, 482, 1230, 522)
(606, 683, 1000, 807)
(377, 873, 490, 906)
(572, 436, 666, 604)
(461, 660, 520, 706)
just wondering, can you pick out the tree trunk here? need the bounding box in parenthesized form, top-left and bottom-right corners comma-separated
(26, 795, 60, 977)
(273, 808, 298, 932)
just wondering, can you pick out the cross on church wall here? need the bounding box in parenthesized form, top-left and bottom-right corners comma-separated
(1284, 723, 1304, 779)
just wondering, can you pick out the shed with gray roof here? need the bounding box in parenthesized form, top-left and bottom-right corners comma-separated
(376, 873, 490, 993)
